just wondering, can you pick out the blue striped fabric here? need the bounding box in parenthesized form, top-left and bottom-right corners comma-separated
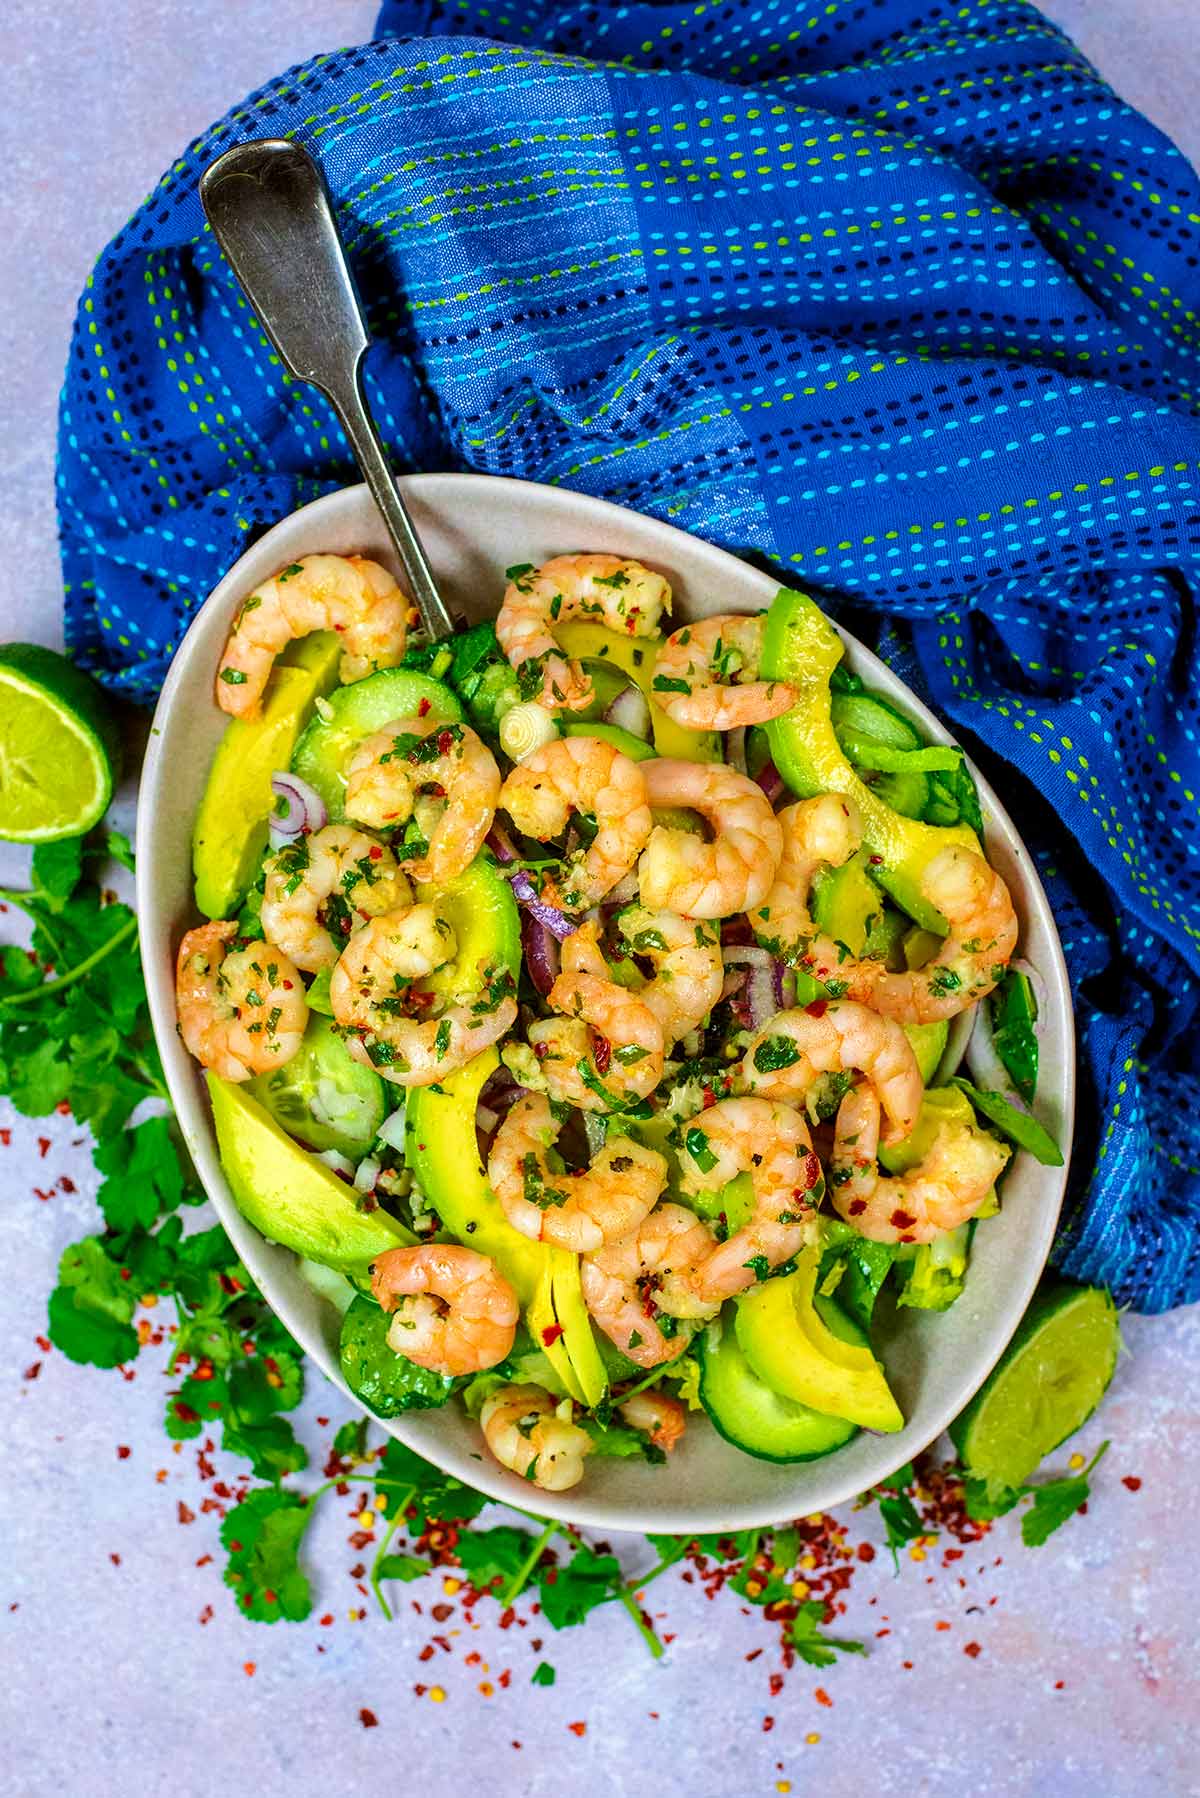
(57, 0, 1200, 1309)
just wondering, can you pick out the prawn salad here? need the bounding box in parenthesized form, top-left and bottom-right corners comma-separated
(178, 551, 1061, 1494)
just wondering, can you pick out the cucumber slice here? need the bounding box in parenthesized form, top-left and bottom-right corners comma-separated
(291, 669, 463, 821)
(698, 1316, 858, 1464)
(562, 719, 656, 762)
(830, 689, 923, 753)
(831, 689, 929, 819)
(248, 1015, 385, 1158)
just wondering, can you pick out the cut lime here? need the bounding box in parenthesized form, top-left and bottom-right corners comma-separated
(0, 644, 121, 841)
(950, 1282, 1119, 1491)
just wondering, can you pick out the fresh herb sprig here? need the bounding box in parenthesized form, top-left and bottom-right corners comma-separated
(1, 832, 308, 1478)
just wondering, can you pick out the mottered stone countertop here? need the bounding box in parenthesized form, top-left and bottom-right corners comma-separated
(1, 4, 1197, 1793)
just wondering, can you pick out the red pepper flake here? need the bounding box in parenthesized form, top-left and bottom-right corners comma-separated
(198, 1605, 213, 1625)
(964, 1642, 982, 1659)
(243, 1662, 256, 1677)
(36, 1336, 50, 1353)
(856, 1543, 875, 1562)
(116, 1445, 131, 1460)
(418, 697, 432, 717)
(891, 1209, 917, 1230)
(58, 1175, 76, 1193)
(1054, 1680, 1065, 1690)
(868, 854, 883, 866)
(935, 1620, 951, 1632)
(805, 998, 829, 1018)
(591, 1031, 612, 1076)
(769, 1673, 784, 1697)
(22, 1362, 41, 1381)
(1122, 1475, 1142, 1492)
(37, 1137, 50, 1158)
(762, 1716, 775, 1732)
(195, 1555, 213, 1568)
(109, 1553, 121, 1566)
(177, 1502, 195, 1525)
(541, 1323, 564, 1347)
(0, 1128, 9, 1144)
(360, 1708, 379, 1729)
(567, 1722, 587, 1738)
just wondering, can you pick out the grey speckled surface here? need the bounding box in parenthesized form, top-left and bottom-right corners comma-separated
(2, 4, 1199, 1794)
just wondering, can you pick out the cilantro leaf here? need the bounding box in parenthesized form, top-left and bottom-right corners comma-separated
(788, 1600, 867, 1667)
(95, 1116, 187, 1233)
(221, 1487, 314, 1621)
(455, 1526, 538, 1593)
(877, 1492, 927, 1568)
(532, 1661, 556, 1686)
(1021, 1442, 1109, 1547)
(378, 1437, 488, 1528)
(332, 1417, 369, 1461)
(538, 1547, 623, 1630)
(31, 838, 85, 907)
(47, 1236, 139, 1367)
(375, 1553, 431, 1585)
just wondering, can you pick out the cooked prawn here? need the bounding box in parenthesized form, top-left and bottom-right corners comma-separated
(617, 1389, 688, 1453)
(371, 1244, 518, 1375)
(217, 554, 409, 718)
(752, 795, 882, 991)
(653, 614, 796, 731)
(528, 922, 664, 1111)
(830, 1085, 1011, 1244)
(176, 921, 308, 1081)
(480, 1384, 593, 1492)
(581, 1202, 719, 1370)
(260, 825, 410, 973)
(678, 1096, 823, 1303)
(499, 735, 652, 908)
(859, 846, 1018, 1024)
(614, 905, 724, 1048)
(331, 905, 517, 1086)
(742, 1001, 923, 1146)
(488, 1092, 667, 1252)
(344, 717, 500, 885)
(637, 760, 783, 918)
(496, 554, 671, 711)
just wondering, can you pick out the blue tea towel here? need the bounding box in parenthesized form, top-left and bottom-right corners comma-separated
(56, 0, 1200, 1310)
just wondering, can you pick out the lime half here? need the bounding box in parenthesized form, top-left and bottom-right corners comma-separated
(0, 644, 121, 841)
(950, 1282, 1120, 1491)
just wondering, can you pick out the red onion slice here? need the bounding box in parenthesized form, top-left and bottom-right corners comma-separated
(269, 771, 328, 848)
(604, 684, 652, 740)
(521, 909, 562, 995)
(486, 823, 519, 865)
(754, 758, 786, 807)
(509, 871, 577, 941)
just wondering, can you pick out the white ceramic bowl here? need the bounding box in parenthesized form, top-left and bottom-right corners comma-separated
(138, 473, 1073, 1533)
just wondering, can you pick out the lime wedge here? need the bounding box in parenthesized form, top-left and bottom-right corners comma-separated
(0, 644, 121, 842)
(950, 1282, 1119, 1491)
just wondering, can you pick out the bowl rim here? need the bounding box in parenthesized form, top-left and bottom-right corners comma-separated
(137, 472, 1074, 1533)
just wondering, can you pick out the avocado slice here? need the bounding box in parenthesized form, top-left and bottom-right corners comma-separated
(192, 631, 343, 919)
(556, 619, 720, 763)
(406, 1048, 606, 1404)
(761, 589, 978, 930)
(413, 852, 521, 1008)
(208, 1073, 414, 1272)
(734, 1242, 904, 1432)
